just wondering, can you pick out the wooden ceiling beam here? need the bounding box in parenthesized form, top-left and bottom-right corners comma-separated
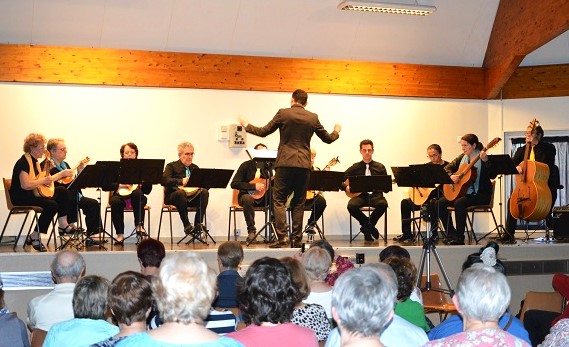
(483, 0, 569, 99)
(502, 64, 569, 99)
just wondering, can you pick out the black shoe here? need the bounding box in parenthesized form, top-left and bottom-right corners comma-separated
(269, 238, 289, 248)
(136, 225, 148, 237)
(497, 233, 516, 244)
(429, 232, 439, 244)
(85, 238, 102, 247)
(26, 236, 46, 252)
(304, 222, 317, 235)
(370, 226, 380, 240)
(444, 238, 465, 246)
(58, 225, 79, 236)
(393, 234, 408, 242)
(246, 231, 257, 243)
(360, 225, 373, 241)
(184, 224, 194, 235)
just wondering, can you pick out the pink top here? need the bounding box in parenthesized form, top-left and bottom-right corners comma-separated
(424, 328, 530, 347)
(227, 322, 317, 347)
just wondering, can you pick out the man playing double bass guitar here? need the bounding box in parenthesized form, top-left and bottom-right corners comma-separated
(230, 143, 271, 243)
(504, 121, 557, 243)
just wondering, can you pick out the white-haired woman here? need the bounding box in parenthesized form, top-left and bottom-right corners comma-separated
(424, 264, 530, 347)
(117, 252, 242, 347)
(302, 247, 333, 320)
(331, 265, 398, 347)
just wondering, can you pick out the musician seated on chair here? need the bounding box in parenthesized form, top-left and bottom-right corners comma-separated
(504, 123, 557, 243)
(343, 139, 388, 242)
(230, 143, 271, 243)
(303, 148, 329, 236)
(47, 138, 102, 247)
(105, 142, 152, 245)
(162, 141, 209, 236)
(395, 144, 448, 244)
(10, 133, 75, 252)
(427, 134, 497, 246)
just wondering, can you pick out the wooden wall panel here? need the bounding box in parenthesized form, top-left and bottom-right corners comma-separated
(0, 44, 485, 99)
(502, 64, 569, 99)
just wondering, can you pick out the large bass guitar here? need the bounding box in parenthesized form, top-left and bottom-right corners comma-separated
(509, 118, 552, 221)
(443, 137, 501, 201)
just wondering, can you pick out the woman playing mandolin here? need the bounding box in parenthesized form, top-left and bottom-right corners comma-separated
(428, 134, 498, 245)
(9, 133, 74, 252)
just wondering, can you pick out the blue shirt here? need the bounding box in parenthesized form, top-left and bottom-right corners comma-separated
(115, 333, 243, 347)
(428, 311, 531, 345)
(43, 318, 119, 347)
(213, 270, 242, 308)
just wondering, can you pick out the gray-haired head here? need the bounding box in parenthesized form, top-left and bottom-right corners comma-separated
(455, 263, 511, 322)
(51, 250, 86, 283)
(332, 264, 397, 338)
(72, 275, 110, 320)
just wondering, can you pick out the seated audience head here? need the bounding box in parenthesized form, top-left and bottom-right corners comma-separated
(302, 247, 332, 282)
(137, 238, 166, 275)
(51, 250, 86, 284)
(238, 257, 297, 325)
(153, 252, 216, 325)
(462, 241, 505, 274)
(332, 264, 397, 339)
(454, 264, 510, 323)
(73, 275, 111, 320)
(309, 239, 335, 265)
(108, 271, 152, 326)
(379, 245, 410, 262)
(217, 241, 244, 271)
(383, 257, 418, 301)
(281, 256, 311, 302)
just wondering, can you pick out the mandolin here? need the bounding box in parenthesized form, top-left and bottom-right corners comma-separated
(509, 118, 552, 221)
(307, 156, 340, 200)
(443, 137, 501, 201)
(58, 157, 90, 185)
(179, 186, 201, 198)
(344, 177, 361, 198)
(34, 152, 55, 198)
(118, 184, 139, 196)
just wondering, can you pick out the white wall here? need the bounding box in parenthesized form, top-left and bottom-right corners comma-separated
(1, 82, 568, 239)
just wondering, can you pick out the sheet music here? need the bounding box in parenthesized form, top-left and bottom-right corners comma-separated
(246, 148, 278, 160)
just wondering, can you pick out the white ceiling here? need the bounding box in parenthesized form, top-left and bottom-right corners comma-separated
(0, 0, 567, 68)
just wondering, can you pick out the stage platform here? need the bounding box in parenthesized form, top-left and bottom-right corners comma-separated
(1, 229, 569, 322)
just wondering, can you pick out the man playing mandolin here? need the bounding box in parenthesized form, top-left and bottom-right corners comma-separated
(230, 143, 271, 243)
(394, 144, 448, 244)
(162, 141, 209, 236)
(428, 134, 498, 245)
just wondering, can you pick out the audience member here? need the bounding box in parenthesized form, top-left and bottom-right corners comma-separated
(331, 265, 397, 347)
(43, 275, 118, 347)
(424, 264, 530, 347)
(204, 308, 237, 336)
(310, 239, 354, 286)
(523, 273, 569, 346)
(380, 245, 422, 304)
(0, 282, 30, 347)
(540, 318, 569, 347)
(384, 256, 429, 332)
(136, 238, 166, 329)
(428, 242, 530, 344)
(92, 271, 152, 346)
(117, 252, 241, 346)
(302, 247, 333, 319)
(227, 257, 318, 347)
(28, 250, 86, 332)
(281, 256, 330, 341)
(213, 241, 244, 308)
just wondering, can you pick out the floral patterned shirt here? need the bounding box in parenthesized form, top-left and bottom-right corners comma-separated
(325, 256, 355, 286)
(424, 328, 530, 347)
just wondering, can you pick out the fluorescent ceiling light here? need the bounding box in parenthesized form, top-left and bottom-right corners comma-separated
(338, 0, 436, 16)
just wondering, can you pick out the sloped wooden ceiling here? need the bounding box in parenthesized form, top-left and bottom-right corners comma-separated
(0, 1, 567, 100)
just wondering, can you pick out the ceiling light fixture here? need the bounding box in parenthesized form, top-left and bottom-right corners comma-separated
(337, 0, 436, 16)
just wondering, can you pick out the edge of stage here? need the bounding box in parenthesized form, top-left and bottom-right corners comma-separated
(2, 230, 569, 322)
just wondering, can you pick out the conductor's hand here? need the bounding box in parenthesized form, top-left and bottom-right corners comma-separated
(255, 182, 265, 192)
(334, 124, 342, 133)
(238, 116, 248, 127)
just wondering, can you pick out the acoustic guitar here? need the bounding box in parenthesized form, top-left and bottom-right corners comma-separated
(344, 177, 361, 198)
(509, 118, 552, 221)
(307, 156, 339, 200)
(442, 137, 501, 201)
(34, 152, 55, 198)
(58, 157, 90, 185)
(409, 187, 436, 206)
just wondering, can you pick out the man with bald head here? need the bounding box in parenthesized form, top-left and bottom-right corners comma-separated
(27, 250, 86, 331)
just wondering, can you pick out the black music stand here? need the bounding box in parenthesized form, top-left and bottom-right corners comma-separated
(348, 174, 392, 242)
(245, 150, 278, 246)
(118, 159, 165, 244)
(177, 168, 234, 245)
(488, 154, 522, 242)
(68, 163, 119, 250)
(305, 171, 345, 240)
